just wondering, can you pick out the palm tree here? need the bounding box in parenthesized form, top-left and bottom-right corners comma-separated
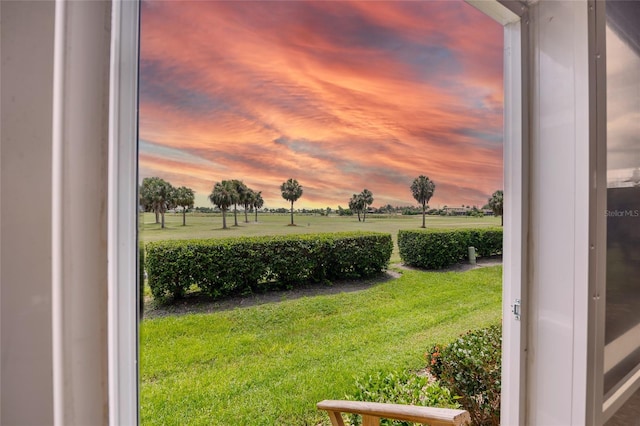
(140, 177, 174, 229)
(174, 186, 195, 226)
(280, 178, 303, 225)
(230, 180, 248, 226)
(349, 194, 364, 222)
(252, 191, 264, 222)
(410, 175, 436, 228)
(360, 189, 374, 222)
(139, 180, 156, 222)
(140, 176, 167, 224)
(241, 187, 255, 223)
(209, 180, 237, 229)
(488, 190, 504, 226)
(157, 181, 175, 229)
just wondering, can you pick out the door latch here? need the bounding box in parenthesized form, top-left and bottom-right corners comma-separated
(511, 299, 521, 321)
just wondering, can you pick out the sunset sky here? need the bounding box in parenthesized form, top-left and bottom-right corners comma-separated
(139, 0, 503, 209)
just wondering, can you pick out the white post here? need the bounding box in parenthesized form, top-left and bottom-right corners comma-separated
(468, 247, 477, 265)
(108, 1, 140, 425)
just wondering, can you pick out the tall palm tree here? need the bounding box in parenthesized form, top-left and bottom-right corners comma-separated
(280, 178, 303, 225)
(252, 191, 264, 222)
(174, 186, 195, 226)
(410, 175, 436, 228)
(241, 187, 255, 223)
(488, 190, 504, 226)
(360, 189, 374, 222)
(209, 180, 237, 229)
(230, 180, 248, 226)
(157, 180, 175, 229)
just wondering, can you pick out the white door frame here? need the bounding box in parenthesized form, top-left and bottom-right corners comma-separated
(467, 2, 529, 424)
(469, 1, 606, 424)
(108, 1, 587, 425)
(107, 1, 140, 425)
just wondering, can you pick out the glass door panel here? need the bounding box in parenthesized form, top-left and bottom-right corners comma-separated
(604, 0, 640, 400)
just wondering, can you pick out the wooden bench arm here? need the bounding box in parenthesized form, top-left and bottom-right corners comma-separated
(317, 400, 471, 426)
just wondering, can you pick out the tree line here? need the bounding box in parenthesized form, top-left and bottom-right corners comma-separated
(334, 176, 434, 226)
(208, 179, 265, 229)
(141, 174, 503, 229)
(207, 178, 307, 228)
(140, 176, 302, 229)
(140, 177, 195, 228)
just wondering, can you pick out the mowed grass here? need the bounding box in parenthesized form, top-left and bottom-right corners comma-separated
(140, 267, 502, 425)
(140, 212, 500, 262)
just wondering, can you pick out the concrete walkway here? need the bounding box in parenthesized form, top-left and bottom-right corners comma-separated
(393, 255, 503, 273)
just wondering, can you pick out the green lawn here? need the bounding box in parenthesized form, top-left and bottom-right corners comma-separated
(140, 212, 500, 262)
(140, 267, 502, 425)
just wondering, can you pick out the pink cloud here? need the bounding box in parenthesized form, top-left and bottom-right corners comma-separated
(139, 0, 503, 208)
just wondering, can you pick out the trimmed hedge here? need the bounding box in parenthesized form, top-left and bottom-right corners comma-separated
(398, 228, 502, 269)
(139, 243, 145, 319)
(145, 232, 393, 302)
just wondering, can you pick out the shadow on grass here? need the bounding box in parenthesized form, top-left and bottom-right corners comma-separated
(396, 254, 503, 273)
(143, 271, 401, 319)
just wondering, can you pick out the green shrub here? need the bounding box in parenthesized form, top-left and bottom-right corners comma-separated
(398, 228, 502, 269)
(145, 241, 192, 300)
(262, 235, 321, 286)
(328, 233, 394, 279)
(468, 229, 503, 258)
(424, 343, 445, 379)
(426, 325, 501, 426)
(145, 232, 393, 302)
(139, 244, 145, 319)
(346, 370, 460, 426)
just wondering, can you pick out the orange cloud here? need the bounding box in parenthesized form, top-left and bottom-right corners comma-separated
(139, 0, 503, 209)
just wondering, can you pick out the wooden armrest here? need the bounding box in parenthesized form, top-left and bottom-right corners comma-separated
(317, 400, 470, 426)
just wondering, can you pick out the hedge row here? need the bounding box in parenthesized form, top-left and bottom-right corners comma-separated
(139, 244, 145, 318)
(145, 232, 393, 301)
(398, 228, 502, 269)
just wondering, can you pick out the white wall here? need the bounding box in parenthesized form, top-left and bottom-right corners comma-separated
(1, 1, 112, 424)
(1, 2, 56, 423)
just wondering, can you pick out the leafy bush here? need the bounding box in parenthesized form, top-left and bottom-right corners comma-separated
(425, 343, 444, 379)
(468, 229, 503, 258)
(145, 232, 393, 302)
(398, 228, 502, 269)
(139, 243, 145, 319)
(346, 370, 460, 426)
(426, 325, 502, 426)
